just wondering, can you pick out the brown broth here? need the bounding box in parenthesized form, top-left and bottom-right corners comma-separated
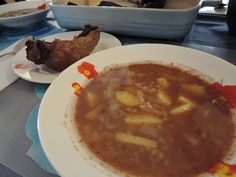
(0, 8, 39, 18)
(75, 63, 235, 177)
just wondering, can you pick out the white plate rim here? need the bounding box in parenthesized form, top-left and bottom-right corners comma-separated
(38, 43, 236, 177)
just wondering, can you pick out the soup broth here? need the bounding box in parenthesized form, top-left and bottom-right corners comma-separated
(75, 63, 235, 177)
(0, 8, 39, 18)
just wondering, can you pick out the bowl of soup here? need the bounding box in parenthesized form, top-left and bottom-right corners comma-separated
(0, 0, 49, 28)
(38, 44, 236, 177)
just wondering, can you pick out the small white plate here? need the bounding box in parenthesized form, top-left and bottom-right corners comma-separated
(38, 44, 236, 177)
(12, 31, 122, 83)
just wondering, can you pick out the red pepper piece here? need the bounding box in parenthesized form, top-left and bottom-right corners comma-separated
(38, 4, 46, 10)
(212, 82, 236, 109)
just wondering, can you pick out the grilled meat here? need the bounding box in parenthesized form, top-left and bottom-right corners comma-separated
(25, 24, 101, 72)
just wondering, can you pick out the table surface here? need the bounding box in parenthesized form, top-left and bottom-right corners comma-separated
(0, 16, 236, 177)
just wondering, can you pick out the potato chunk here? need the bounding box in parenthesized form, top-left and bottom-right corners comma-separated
(170, 103, 195, 115)
(115, 91, 142, 107)
(115, 132, 157, 149)
(157, 77, 170, 89)
(86, 105, 103, 120)
(181, 84, 206, 96)
(177, 95, 192, 104)
(124, 113, 162, 125)
(86, 91, 98, 107)
(156, 89, 172, 106)
(170, 95, 196, 115)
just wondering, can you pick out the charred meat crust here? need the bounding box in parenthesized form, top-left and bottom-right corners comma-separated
(78, 24, 99, 37)
(25, 39, 51, 65)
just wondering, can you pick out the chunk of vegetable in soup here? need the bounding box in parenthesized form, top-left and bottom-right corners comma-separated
(75, 63, 235, 177)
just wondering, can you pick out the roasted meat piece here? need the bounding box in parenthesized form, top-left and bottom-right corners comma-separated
(25, 25, 100, 72)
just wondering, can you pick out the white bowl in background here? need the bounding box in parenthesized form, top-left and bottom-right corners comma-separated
(50, 0, 200, 39)
(0, 0, 49, 28)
